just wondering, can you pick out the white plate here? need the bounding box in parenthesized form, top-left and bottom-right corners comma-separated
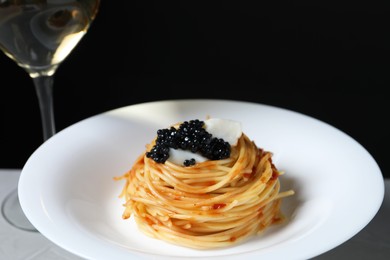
(19, 99, 384, 260)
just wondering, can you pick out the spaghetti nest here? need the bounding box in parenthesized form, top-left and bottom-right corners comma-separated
(115, 133, 294, 249)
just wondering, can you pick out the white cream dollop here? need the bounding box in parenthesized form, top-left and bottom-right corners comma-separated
(204, 118, 242, 146)
(168, 148, 208, 165)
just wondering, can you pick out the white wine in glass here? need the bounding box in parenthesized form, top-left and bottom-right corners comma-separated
(0, 0, 100, 231)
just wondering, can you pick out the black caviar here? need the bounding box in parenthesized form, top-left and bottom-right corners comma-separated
(145, 119, 231, 165)
(183, 158, 196, 167)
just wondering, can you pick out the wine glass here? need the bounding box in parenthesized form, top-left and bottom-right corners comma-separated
(0, 0, 100, 231)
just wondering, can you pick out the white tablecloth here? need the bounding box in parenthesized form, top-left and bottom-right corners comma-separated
(1, 169, 389, 259)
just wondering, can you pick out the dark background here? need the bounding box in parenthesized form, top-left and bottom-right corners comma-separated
(1, 1, 388, 178)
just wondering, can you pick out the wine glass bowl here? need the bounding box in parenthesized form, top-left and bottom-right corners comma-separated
(0, 0, 99, 78)
(0, 0, 100, 231)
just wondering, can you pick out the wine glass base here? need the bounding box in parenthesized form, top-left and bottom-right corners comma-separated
(1, 189, 38, 232)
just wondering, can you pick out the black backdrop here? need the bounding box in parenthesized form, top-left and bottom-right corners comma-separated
(1, 1, 388, 178)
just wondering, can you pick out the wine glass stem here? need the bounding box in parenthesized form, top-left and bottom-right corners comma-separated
(33, 76, 56, 141)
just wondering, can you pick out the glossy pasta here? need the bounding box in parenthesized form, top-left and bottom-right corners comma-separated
(115, 132, 294, 249)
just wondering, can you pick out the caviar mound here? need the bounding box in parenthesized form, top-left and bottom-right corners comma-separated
(146, 119, 231, 165)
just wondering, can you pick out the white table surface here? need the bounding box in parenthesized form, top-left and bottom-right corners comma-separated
(1, 169, 389, 260)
